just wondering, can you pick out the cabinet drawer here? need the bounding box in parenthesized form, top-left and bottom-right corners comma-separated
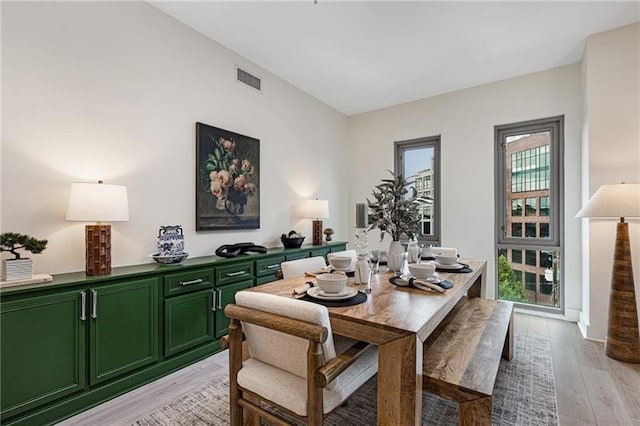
(164, 268, 214, 297)
(256, 274, 279, 285)
(255, 256, 285, 277)
(310, 247, 331, 259)
(285, 251, 307, 261)
(216, 262, 254, 286)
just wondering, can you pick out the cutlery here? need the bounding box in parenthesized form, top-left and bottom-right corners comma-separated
(389, 275, 446, 293)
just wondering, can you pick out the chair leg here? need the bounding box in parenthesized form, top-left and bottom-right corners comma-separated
(459, 396, 491, 426)
(229, 319, 244, 426)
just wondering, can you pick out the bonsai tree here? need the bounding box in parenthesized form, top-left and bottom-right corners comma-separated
(367, 170, 432, 241)
(1, 232, 48, 260)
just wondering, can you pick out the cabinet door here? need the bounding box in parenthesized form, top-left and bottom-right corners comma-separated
(1, 290, 86, 420)
(215, 279, 252, 338)
(89, 278, 158, 386)
(165, 289, 215, 357)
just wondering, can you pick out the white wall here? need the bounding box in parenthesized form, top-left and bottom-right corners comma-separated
(348, 65, 583, 318)
(1, 1, 349, 274)
(580, 23, 640, 340)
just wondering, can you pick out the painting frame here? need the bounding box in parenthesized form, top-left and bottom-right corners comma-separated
(195, 122, 260, 231)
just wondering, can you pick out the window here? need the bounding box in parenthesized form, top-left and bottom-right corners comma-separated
(512, 249, 522, 264)
(540, 223, 549, 238)
(511, 223, 522, 237)
(512, 199, 522, 216)
(496, 116, 563, 311)
(395, 136, 440, 244)
(525, 197, 537, 216)
(525, 250, 537, 266)
(525, 223, 536, 238)
(525, 272, 537, 291)
(540, 196, 550, 216)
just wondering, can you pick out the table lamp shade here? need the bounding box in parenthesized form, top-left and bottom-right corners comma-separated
(66, 182, 129, 276)
(305, 199, 329, 246)
(305, 199, 329, 220)
(577, 182, 640, 363)
(66, 182, 130, 222)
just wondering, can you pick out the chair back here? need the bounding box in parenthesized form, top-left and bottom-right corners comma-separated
(235, 291, 337, 379)
(327, 249, 357, 270)
(281, 256, 327, 279)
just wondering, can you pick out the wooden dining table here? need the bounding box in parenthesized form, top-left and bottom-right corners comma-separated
(247, 259, 487, 426)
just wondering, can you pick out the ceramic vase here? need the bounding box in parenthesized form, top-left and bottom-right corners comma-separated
(387, 241, 405, 273)
(157, 225, 185, 256)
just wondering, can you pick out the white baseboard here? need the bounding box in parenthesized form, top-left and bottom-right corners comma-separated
(577, 312, 606, 341)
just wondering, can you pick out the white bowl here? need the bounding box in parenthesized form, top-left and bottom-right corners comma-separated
(316, 273, 348, 293)
(408, 263, 436, 279)
(435, 254, 458, 265)
(328, 256, 351, 269)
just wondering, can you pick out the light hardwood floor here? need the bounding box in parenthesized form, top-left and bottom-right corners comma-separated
(59, 313, 640, 426)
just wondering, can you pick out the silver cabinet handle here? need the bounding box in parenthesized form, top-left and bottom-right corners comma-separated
(91, 290, 98, 319)
(267, 264, 280, 269)
(80, 291, 87, 321)
(226, 271, 245, 277)
(217, 289, 222, 310)
(181, 278, 203, 286)
(211, 290, 217, 311)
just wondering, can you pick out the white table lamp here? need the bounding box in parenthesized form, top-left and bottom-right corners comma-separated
(66, 181, 129, 276)
(576, 182, 640, 363)
(305, 199, 329, 246)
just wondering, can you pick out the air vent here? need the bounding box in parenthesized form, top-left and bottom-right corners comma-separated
(236, 66, 261, 91)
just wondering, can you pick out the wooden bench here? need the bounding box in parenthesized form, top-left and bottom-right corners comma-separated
(422, 297, 514, 426)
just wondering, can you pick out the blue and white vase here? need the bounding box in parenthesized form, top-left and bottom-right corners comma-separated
(157, 225, 185, 256)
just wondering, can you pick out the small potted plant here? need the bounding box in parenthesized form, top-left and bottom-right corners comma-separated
(1, 232, 48, 281)
(367, 171, 431, 271)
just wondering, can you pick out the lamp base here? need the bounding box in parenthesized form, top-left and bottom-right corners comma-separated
(86, 224, 112, 276)
(312, 220, 323, 246)
(606, 221, 640, 364)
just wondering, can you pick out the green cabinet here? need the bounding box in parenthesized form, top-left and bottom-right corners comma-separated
(165, 289, 214, 356)
(0, 241, 347, 426)
(163, 268, 215, 357)
(0, 290, 86, 420)
(89, 278, 158, 385)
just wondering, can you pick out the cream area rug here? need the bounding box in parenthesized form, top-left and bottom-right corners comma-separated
(133, 335, 558, 425)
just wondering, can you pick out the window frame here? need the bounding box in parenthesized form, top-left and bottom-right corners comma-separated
(394, 136, 441, 246)
(494, 116, 564, 314)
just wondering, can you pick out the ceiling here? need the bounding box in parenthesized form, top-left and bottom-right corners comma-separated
(152, 1, 640, 116)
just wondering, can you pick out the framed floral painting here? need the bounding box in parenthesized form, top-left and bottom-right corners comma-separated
(196, 122, 260, 230)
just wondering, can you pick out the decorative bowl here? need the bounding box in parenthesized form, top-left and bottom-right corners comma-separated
(408, 263, 436, 279)
(281, 237, 305, 249)
(316, 273, 348, 293)
(328, 255, 351, 269)
(150, 252, 189, 265)
(435, 254, 457, 266)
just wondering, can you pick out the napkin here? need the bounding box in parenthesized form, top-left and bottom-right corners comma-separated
(292, 282, 313, 299)
(305, 267, 347, 277)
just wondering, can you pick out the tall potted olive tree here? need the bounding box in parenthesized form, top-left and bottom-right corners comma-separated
(367, 171, 431, 272)
(1, 233, 48, 281)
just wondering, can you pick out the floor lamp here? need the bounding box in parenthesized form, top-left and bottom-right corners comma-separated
(577, 183, 640, 364)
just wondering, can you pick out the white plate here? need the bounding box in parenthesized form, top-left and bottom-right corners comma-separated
(307, 287, 358, 300)
(331, 266, 355, 273)
(435, 262, 465, 270)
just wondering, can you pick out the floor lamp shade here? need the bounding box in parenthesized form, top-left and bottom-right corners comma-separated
(66, 182, 130, 276)
(305, 199, 329, 246)
(577, 183, 640, 363)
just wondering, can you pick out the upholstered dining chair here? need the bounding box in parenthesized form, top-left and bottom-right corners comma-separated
(281, 256, 327, 279)
(225, 291, 378, 425)
(327, 249, 357, 270)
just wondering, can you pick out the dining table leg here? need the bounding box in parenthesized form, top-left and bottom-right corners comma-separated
(377, 333, 423, 425)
